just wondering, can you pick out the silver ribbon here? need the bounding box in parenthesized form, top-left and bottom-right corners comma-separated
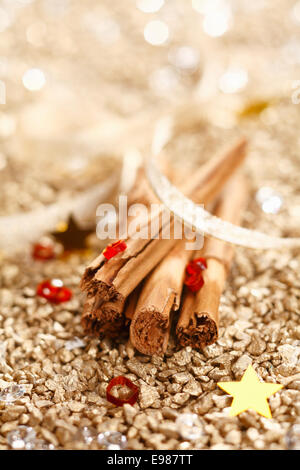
(146, 118, 300, 250)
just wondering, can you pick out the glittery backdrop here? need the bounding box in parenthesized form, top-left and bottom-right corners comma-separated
(0, 0, 299, 451)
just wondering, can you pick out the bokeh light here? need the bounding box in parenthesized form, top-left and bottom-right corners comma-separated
(256, 187, 283, 214)
(192, 0, 209, 14)
(22, 68, 46, 91)
(137, 0, 164, 13)
(203, 10, 231, 37)
(144, 20, 169, 46)
(168, 46, 200, 74)
(219, 67, 248, 93)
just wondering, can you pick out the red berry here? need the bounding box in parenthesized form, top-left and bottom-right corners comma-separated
(32, 242, 55, 261)
(103, 240, 127, 260)
(36, 280, 72, 304)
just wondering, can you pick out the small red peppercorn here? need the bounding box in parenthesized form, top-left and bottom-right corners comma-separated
(184, 257, 207, 292)
(106, 376, 139, 406)
(103, 240, 127, 260)
(36, 279, 72, 304)
(32, 242, 55, 261)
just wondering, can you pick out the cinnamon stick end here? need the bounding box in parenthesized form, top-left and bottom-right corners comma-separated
(176, 312, 218, 351)
(81, 296, 126, 338)
(130, 308, 170, 356)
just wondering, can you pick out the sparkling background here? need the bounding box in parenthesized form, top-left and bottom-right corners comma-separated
(0, 0, 299, 451)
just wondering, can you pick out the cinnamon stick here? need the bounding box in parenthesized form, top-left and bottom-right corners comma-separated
(124, 288, 141, 358)
(129, 240, 192, 355)
(81, 139, 247, 338)
(176, 174, 249, 350)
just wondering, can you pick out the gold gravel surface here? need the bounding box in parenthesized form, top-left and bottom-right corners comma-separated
(1, 100, 300, 450)
(0, 0, 299, 451)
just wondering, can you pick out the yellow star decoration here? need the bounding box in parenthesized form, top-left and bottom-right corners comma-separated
(217, 365, 283, 418)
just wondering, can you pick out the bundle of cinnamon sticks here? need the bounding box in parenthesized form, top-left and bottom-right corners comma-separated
(80, 138, 249, 355)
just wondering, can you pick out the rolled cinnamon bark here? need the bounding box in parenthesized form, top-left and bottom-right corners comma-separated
(124, 288, 141, 358)
(129, 240, 192, 355)
(81, 139, 247, 338)
(81, 295, 125, 338)
(176, 174, 249, 350)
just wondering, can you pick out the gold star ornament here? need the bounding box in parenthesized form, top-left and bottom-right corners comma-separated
(217, 365, 283, 418)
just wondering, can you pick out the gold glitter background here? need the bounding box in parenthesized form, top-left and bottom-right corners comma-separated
(0, 0, 299, 450)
